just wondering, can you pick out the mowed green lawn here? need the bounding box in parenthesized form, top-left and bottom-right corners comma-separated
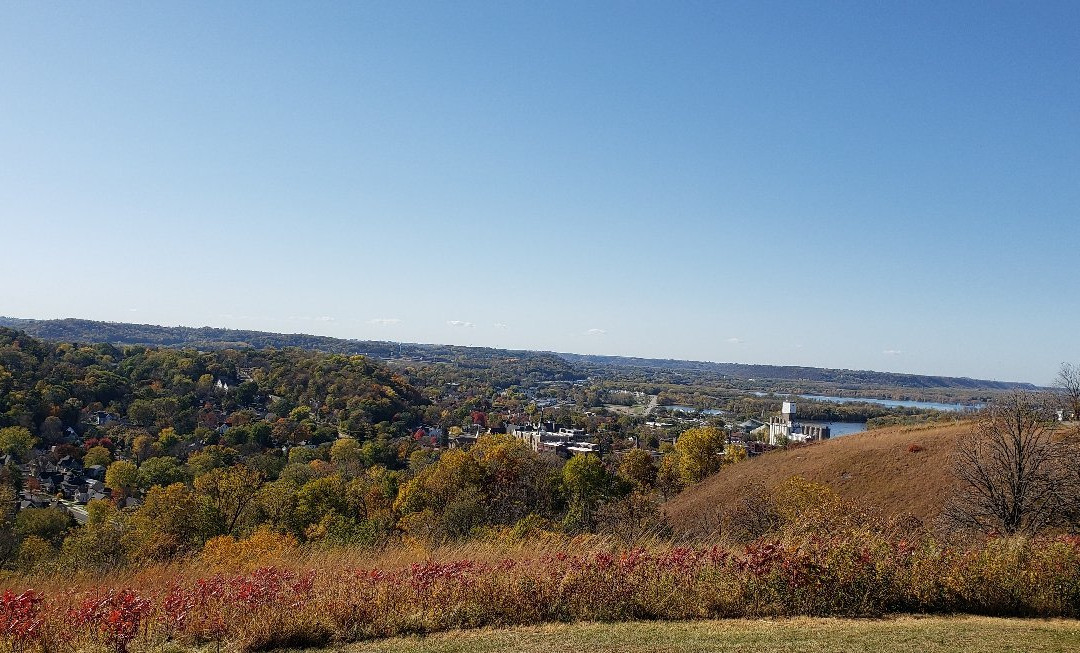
(311, 616, 1080, 653)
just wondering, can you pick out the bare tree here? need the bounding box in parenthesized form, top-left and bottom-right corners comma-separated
(943, 392, 1066, 536)
(1060, 440, 1080, 528)
(1057, 363, 1080, 421)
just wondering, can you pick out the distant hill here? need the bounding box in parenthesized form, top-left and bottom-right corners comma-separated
(558, 353, 1037, 391)
(0, 316, 401, 356)
(663, 421, 973, 534)
(0, 317, 581, 386)
(0, 316, 1037, 392)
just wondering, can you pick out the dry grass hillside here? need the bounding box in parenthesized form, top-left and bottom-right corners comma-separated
(664, 420, 976, 535)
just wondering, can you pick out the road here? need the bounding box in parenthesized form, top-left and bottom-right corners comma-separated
(57, 499, 89, 525)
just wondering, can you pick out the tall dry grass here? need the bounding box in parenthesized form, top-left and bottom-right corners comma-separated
(2, 525, 1080, 653)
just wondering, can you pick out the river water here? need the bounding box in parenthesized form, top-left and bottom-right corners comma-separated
(666, 392, 981, 438)
(790, 394, 981, 413)
(751, 393, 980, 438)
(663, 404, 868, 437)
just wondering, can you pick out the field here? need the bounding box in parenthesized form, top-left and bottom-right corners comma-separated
(307, 616, 1080, 653)
(664, 421, 973, 534)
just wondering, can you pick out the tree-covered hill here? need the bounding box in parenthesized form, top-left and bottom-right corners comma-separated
(0, 316, 1038, 393)
(558, 352, 1038, 392)
(0, 317, 580, 388)
(0, 326, 426, 441)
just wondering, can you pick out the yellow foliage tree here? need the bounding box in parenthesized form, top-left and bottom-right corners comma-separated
(723, 443, 748, 466)
(200, 526, 299, 572)
(194, 464, 265, 536)
(674, 426, 725, 485)
(104, 460, 138, 496)
(618, 449, 658, 489)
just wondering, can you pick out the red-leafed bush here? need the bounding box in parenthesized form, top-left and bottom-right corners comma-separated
(69, 589, 151, 653)
(0, 590, 42, 652)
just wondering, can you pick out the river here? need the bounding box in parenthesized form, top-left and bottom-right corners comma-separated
(662, 404, 868, 437)
(787, 393, 981, 413)
(810, 420, 867, 437)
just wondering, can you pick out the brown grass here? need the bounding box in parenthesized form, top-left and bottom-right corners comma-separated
(664, 421, 974, 535)
(9, 532, 637, 595)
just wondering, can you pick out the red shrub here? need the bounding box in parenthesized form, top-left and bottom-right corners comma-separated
(70, 589, 151, 653)
(0, 590, 42, 651)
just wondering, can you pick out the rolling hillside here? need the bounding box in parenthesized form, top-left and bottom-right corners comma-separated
(664, 421, 976, 534)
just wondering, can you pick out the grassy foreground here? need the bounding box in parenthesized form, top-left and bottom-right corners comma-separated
(7, 533, 1080, 653)
(304, 616, 1080, 653)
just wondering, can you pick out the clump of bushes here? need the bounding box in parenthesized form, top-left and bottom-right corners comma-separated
(2, 526, 1080, 651)
(3, 478, 1079, 652)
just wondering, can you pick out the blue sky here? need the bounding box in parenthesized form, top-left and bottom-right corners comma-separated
(1, 1, 1077, 384)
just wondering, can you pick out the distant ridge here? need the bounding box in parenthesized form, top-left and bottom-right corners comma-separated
(0, 316, 1037, 391)
(0, 316, 402, 356)
(556, 352, 1036, 391)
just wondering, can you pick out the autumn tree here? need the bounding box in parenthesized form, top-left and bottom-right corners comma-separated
(655, 454, 682, 498)
(187, 445, 238, 477)
(15, 507, 74, 547)
(293, 475, 349, 537)
(250, 477, 300, 534)
(330, 437, 362, 467)
(394, 447, 485, 540)
(59, 499, 128, 571)
(674, 426, 726, 485)
(157, 427, 181, 454)
(474, 434, 560, 525)
(194, 464, 265, 536)
(105, 460, 139, 496)
(16, 536, 55, 573)
(131, 434, 158, 463)
(126, 483, 212, 559)
(137, 456, 187, 489)
(0, 427, 36, 462)
(126, 400, 155, 426)
(562, 454, 613, 531)
(618, 449, 658, 489)
(83, 445, 113, 468)
(345, 465, 400, 531)
(723, 443, 748, 465)
(390, 435, 560, 541)
(0, 484, 17, 563)
(943, 392, 1068, 536)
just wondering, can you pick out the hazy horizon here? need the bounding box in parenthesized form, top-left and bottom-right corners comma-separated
(3, 2, 1077, 385)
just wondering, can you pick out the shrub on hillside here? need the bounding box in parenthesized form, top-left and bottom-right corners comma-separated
(4, 481, 1080, 652)
(3, 532, 1080, 652)
(199, 528, 300, 573)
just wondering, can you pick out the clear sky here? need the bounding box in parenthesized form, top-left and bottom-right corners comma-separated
(2, 1, 1077, 384)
